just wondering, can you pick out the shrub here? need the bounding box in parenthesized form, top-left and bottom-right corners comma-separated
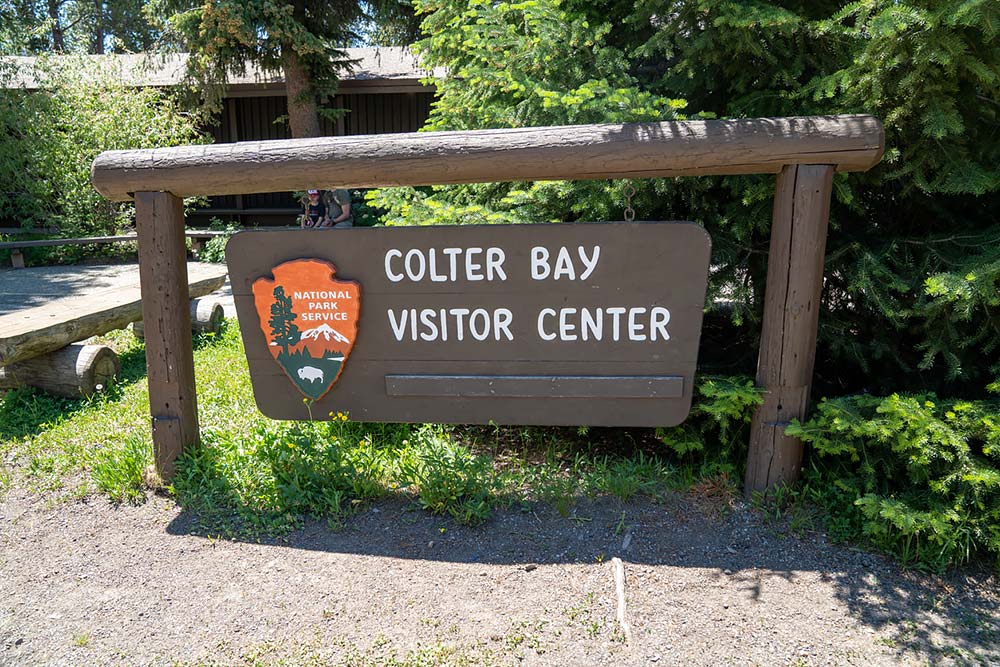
(788, 394, 1000, 571)
(397, 425, 495, 525)
(195, 219, 240, 264)
(378, 0, 1000, 397)
(0, 57, 206, 261)
(655, 376, 763, 475)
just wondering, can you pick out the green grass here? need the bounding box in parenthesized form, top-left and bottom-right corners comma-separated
(1, 321, 689, 535)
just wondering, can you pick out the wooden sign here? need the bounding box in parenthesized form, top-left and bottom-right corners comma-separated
(227, 222, 711, 426)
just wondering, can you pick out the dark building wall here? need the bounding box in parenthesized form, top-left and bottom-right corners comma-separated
(196, 90, 434, 226)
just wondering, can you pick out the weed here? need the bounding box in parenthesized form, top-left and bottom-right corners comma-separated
(689, 472, 738, 517)
(613, 511, 626, 535)
(72, 633, 90, 647)
(530, 467, 578, 517)
(15, 318, 997, 579)
(751, 483, 818, 536)
(397, 427, 494, 525)
(0, 464, 9, 499)
(90, 433, 151, 504)
(562, 593, 608, 643)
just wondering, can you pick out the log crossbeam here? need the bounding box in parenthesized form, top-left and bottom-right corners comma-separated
(93, 116, 883, 201)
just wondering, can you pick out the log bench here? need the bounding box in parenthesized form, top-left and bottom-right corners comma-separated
(0, 230, 230, 268)
(0, 263, 228, 396)
(0, 343, 121, 398)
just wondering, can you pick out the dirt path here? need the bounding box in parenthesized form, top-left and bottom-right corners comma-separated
(1, 489, 997, 666)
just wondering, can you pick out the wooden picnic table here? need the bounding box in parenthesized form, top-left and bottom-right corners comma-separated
(0, 262, 228, 367)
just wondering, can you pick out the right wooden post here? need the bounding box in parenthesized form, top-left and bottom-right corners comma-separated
(745, 164, 835, 495)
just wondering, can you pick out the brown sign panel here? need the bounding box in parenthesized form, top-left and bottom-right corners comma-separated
(226, 222, 711, 426)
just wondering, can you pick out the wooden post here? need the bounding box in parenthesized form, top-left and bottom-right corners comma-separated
(745, 164, 835, 495)
(135, 192, 200, 481)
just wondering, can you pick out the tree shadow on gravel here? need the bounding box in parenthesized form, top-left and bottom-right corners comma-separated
(165, 492, 999, 663)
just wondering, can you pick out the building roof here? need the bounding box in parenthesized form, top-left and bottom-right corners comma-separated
(1, 46, 441, 95)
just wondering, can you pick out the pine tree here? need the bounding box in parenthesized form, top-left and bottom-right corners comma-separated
(269, 286, 301, 357)
(2, 0, 159, 54)
(151, 0, 396, 137)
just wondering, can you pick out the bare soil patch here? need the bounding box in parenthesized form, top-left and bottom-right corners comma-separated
(1, 489, 997, 666)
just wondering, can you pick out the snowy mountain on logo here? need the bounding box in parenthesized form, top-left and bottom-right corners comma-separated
(300, 323, 351, 344)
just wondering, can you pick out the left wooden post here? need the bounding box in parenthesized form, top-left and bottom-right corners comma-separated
(135, 192, 200, 481)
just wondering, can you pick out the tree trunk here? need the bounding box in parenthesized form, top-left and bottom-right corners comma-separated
(281, 44, 322, 139)
(92, 0, 105, 54)
(281, 0, 322, 139)
(48, 0, 64, 51)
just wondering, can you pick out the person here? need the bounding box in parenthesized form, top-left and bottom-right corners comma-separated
(322, 188, 353, 228)
(299, 189, 328, 229)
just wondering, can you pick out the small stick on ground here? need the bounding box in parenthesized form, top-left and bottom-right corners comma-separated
(612, 557, 633, 643)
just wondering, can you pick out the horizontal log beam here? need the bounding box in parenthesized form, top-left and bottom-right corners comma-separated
(91, 115, 884, 201)
(132, 297, 225, 339)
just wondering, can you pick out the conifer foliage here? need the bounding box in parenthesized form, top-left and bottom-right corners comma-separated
(378, 0, 1000, 397)
(152, 0, 364, 137)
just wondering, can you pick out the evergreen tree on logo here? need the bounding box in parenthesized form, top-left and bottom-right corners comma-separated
(269, 286, 300, 357)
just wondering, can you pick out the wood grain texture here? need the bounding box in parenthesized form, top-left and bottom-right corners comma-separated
(384, 375, 684, 399)
(135, 192, 201, 480)
(92, 115, 883, 201)
(0, 343, 120, 397)
(745, 164, 835, 495)
(0, 263, 226, 367)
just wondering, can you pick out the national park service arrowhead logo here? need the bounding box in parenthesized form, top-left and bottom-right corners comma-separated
(252, 259, 360, 401)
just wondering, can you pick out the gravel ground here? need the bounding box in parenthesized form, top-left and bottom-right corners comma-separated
(1, 488, 997, 666)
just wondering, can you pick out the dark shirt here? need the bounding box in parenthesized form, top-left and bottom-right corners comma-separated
(302, 201, 326, 225)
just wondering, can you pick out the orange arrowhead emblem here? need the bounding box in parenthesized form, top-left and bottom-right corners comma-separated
(251, 259, 361, 401)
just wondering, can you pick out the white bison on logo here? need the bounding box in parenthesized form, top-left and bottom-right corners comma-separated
(297, 366, 324, 383)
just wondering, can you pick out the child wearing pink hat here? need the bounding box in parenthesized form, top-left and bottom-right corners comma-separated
(299, 189, 328, 229)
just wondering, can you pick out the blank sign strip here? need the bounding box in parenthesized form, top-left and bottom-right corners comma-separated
(385, 375, 684, 399)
